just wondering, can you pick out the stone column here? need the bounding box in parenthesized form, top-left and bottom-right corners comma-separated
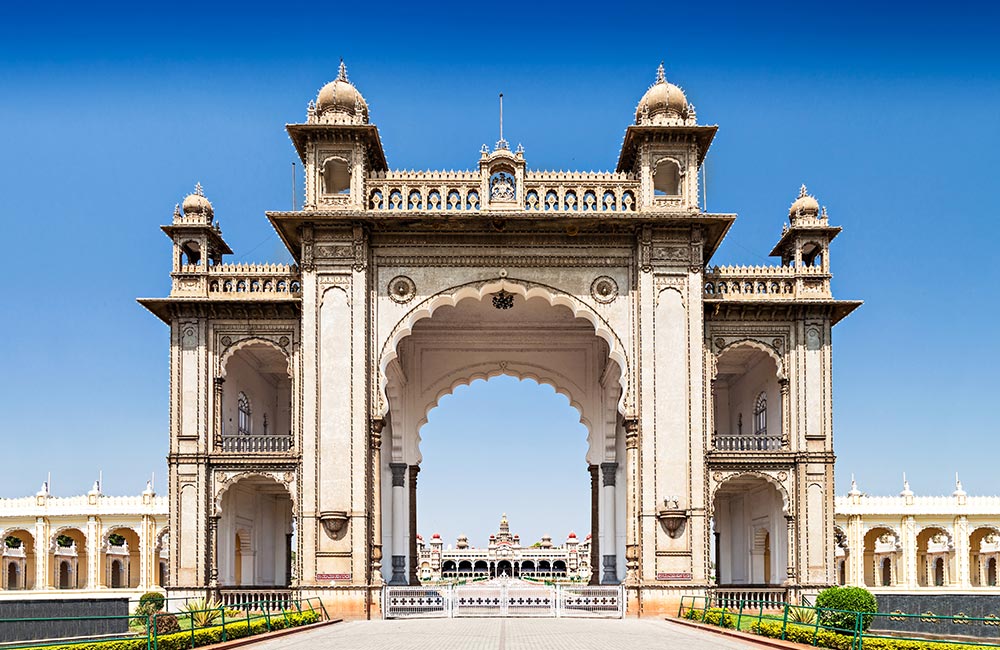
(955, 516, 970, 587)
(779, 378, 790, 448)
(600, 462, 618, 583)
(848, 515, 864, 587)
(389, 463, 407, 585)
(624, 418, 640, 584)
(589, 464, 600, 585)
(208, 515, 219, 591)
(408, 465, 420, 585)
(785, 514, 797, 584)
(139, 515, 150, 590)
(213, 377, 225, 450)
(903, 516, 918, 588)
(86, 516, 98, 589)
(370, 419, 385, 585)
(35, 517, 48, 590)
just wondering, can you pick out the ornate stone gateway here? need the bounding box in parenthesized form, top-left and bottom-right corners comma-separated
(139, 61, 860, 618)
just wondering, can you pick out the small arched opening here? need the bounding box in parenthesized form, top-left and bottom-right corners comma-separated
(713, 344, 783, 451)
(2, 531, 35, 590)
(58, 561, 71, 589)
(916, 527, 952, 587)
(969, 527, 1000, 587)
(221, 342, 292, 452)
(218, 475, 294, 587)
(989, 558, 998, 587)
(653, 158, 682, 196)
(52, 528, 86, 589)
(104, 528, 140, 589)
(322, 157, 351, 195)
(801, 242, 824, 268)
(179, 240, 201, 266)
(881, 557, 892, 586)
(862, 527, 898, 588)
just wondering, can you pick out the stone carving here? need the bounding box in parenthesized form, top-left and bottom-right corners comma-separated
(388, 276, 416, 304)
(591, 276, 619, 304)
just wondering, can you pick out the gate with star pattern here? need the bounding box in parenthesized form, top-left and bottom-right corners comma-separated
(382, 579, 624, 619)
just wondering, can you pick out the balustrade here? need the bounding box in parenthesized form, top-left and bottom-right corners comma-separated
(220, 435, 292, 453)
(713, 435, 784, 452)
(704, 264, 830, 300)
(711, 587, 787, 609)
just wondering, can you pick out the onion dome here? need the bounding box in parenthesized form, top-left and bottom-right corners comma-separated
(182, 183, 213, 219)
(635, 62, 690, 125)
(432, 533, 440, 539)
(568, 531, 577, 539)
(315, 59, 369, 125)
(789, 184, 820, 222)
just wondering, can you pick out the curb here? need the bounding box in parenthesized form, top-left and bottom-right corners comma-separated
(195, 619, 343, 650)
(663, 616, 808, 649)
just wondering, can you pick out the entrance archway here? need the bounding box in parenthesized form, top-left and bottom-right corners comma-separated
(379, 287, 626, 587)
(2, 530, 35, 590)
(51, 528, 86, 589)
(217, 475, 294, 587)
(712, 474, 787, 586)
(862, 527, 899, 587)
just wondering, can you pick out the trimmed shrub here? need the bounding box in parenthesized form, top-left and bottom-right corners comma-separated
(682, 606, 736, 628)
(751, 620, 997, 650)
(139, 591, 165, 611)
(815, 586, 877, 633)
(154, 613, 181, 635)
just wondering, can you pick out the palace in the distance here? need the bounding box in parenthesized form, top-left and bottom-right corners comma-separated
(131, 60, 864, 616)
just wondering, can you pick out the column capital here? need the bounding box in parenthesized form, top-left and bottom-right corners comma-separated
(623, 418, 639, 449)
(600, 462, 618, 487)
(389, 463, 407, 487)
(214, 376, 225, 389)
(371, 417, 385, 446)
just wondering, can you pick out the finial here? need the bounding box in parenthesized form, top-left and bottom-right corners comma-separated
(338, 58, 348, 82)
(656, 61, 666, 84)
(954, 472, 966, 496)
(798, 184, 808, 198)
(849, 473, 861, 496)
(900, 472, 913, 496)
(194, 182, 204, 197)
(495, 93, 509, 151)
(173, 203, 181, 218)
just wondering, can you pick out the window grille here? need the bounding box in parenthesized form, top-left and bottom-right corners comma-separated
(238, 392, 252, 435)
(753, 392, 767, 436)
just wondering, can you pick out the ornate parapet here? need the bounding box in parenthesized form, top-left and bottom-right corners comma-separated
(704, 264, 831, 301)
(169, 263, 301, 299)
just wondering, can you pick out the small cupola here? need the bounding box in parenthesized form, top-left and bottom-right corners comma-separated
(312, 60, 369, 125)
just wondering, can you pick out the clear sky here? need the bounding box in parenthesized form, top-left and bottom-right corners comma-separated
(1, 1, 998, 546)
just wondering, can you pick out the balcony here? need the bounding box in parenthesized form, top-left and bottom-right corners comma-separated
(713, 434, 784, 452)
(220, 434, 292, 453)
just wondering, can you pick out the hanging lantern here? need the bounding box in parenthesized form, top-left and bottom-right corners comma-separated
(492, 290, 514, 310)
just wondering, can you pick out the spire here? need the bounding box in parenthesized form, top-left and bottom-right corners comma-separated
(848, 474, 861, 497)
(798, 184, 808, 199)
(338, 58, 348, 82)
(953, 472, 967, 497)
(495, 92, 509, 151)
(900, 472, 913, 497)
(194, 182, 204, 197)
(656, 61, 666, 84)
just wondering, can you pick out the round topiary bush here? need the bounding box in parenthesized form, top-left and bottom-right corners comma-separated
(139, 591, 165, 612)
(153, 612, 181, 635)
(815, 586, 877, 633)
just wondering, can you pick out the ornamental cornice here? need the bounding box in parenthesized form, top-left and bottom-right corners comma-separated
(375, 255, 631, 268)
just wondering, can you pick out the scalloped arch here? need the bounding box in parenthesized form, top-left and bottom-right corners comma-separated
(715, 338, 786, 381)
(218, 337, 291, 378)
(407, 361, 596, 465)
(712, 471, 790, 515)
(863, 525, 902, 547)
(49, 526, 87, 552)
(214, 472, 296, 517)
(916, 524, 954, 546)
(377, 278, 630, 419)
(0, 527, 35, 545)
(102, 525, 141, 550)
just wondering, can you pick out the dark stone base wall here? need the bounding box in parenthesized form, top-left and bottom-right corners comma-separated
(872, 593, 1000, 641)
(0, 598, 130, 643)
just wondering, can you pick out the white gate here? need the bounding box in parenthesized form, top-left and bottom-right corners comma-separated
(383, 579, 624, 619)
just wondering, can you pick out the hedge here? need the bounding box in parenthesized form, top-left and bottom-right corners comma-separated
(682, 606, 736, 628)
(815, 586, 878, 633)
(31, 610, 320, 650)
(751, 620, 999, 650)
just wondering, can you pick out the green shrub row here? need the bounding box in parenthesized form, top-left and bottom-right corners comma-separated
(35, 610, 320, 650)
(815, 586, 879, 632)
(682, 606, 736, 629)
(751, 620, 999, 650)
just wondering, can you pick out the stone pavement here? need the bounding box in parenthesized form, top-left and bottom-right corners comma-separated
(250, 618, 765, 650)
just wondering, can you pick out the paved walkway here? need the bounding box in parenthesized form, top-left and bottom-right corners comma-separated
(252, 618, 764, 650)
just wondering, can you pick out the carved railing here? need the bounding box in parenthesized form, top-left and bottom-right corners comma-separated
(221, 434, 293, 453)
(711, 587, 787, 609)
(704, 264, 830, 300)
(219, 587, 294, 611)
(172, 263, 301, 298)
(364, 170, 641, 213)
(713, 434, 784, 452)
(522, 171, 639, 213)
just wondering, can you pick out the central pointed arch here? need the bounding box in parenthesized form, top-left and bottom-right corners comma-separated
(377, 278, 631, 420)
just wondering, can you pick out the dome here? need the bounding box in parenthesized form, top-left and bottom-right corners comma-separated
(568, 531, 577, 539)
(635, 63, 689, 125)
(789, 184, 820, 221)
(182, 183, 213, 218)
(432, 533, 440, 539)
(315, 60, 369, 124)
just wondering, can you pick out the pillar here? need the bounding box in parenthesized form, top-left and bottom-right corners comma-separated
(624, 417, 640, 584)
(213, 377, 225, 450)
(848, 515, 864, 587)
(601, 461, 618, 583)
(34, 517, 47, 590)
(589, 464, 600, 585)
(955, 516, 971, 587)
(785, 514, 797, 584)
(86, 516, 98, 589)
(389, 463, 407, 585)
(370, 419, 385, 585)
(408, 465, 420, 585)
(208, 515, 219, 591)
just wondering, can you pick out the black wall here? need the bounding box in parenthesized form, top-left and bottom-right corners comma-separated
(0, 598, 130, 643)
(871, 593, 1000, 641)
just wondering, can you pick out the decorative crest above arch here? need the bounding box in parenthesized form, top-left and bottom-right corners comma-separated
(714, 338, 786, 381)
(218, 337, 292, 379)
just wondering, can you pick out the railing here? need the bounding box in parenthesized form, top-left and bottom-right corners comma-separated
(171, 263, 301, 298)
(365, 171, 641, 214)
(219, 588, 295, 612)
(704, 264, 831, 301)
(713, 435, 784, 451)
(220, 435, 292, 453)
(711, 587, 787, 609)
(678, 594, 1000, 647)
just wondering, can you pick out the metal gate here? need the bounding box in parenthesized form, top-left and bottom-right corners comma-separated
(383, 579, 624, 619)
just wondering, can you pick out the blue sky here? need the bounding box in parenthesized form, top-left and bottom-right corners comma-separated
(1, 1, 998, 546)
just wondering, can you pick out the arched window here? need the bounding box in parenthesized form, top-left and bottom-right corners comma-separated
(238, 392, 251, 435)
(322, 157, 351, 195)
(753, 392, 767, 436)
(653, 159, 682, 196)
